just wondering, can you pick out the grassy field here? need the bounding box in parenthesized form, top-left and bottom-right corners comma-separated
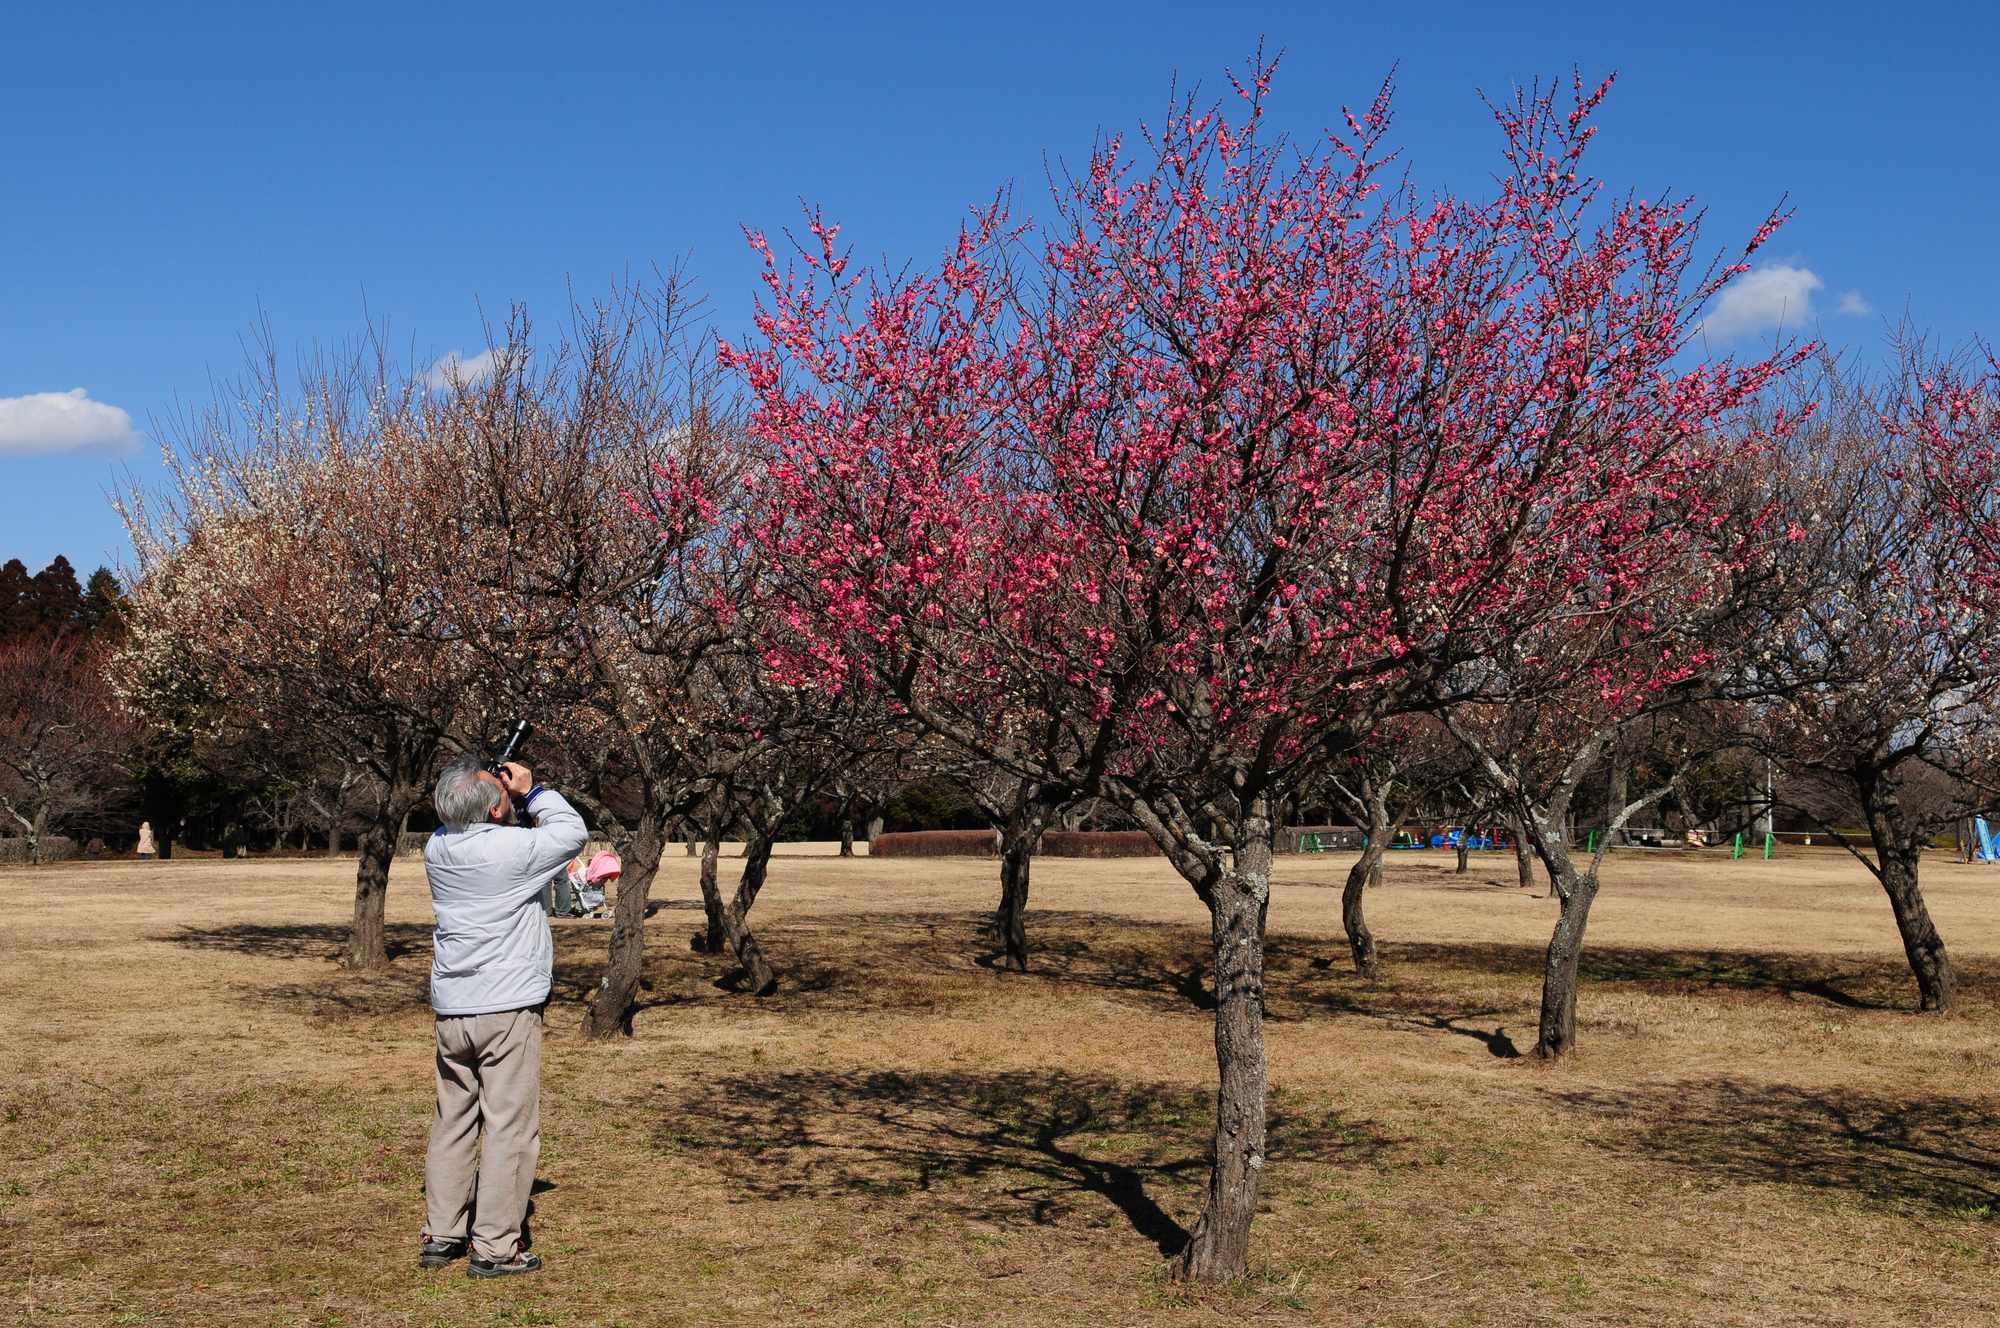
(3, 843, 1997, 1327)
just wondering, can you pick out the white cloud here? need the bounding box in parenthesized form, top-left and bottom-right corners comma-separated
(0, 388, 141, 457)
(1700, 265, 1825, 341)
(420, 348, 500, 392)
(1837, 290, 1873, 317)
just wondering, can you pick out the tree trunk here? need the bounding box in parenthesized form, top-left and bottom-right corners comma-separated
(342, 795, 411, 970)
(1342, 850, 1385, 979)
(691, 822, 725, 954)
(865, 814, 884, 843)
(324, 811, 340, 858)
(1879, 849, 1955, 1013)
(1175, 804, 1271, 1283)
(839, 815, 855, 857)
(1342, 789, 1389, 977)
(993, 809, 1043, 973)
(27, 805, 48, 866)
(1533, 864, 1599, 1058)
(1858, 769, 1955, 1013)
(584, 813, 667, 1038)
(1604, 748, 1630, 848)
(1510, 818, 1535, 889)
(1454, 836, 1471, 874)
(721, 833, 779, 996)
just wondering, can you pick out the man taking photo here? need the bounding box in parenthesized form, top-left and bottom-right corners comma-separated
(418, 754, 587, 1278)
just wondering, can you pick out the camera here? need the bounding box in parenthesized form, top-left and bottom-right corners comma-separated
(483, 720, 534, 825)
(485, 720, 532, 778)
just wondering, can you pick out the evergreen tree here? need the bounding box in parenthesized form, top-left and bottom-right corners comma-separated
(28, 556, 86, 632)
(0, 560, 31, 642)
(84, 566, 126, 635)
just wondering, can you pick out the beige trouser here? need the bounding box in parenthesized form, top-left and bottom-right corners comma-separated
(423, 1006, 543, 1262)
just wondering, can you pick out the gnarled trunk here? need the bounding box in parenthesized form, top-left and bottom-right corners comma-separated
(1510, 817, 1535, 889)
(1880, 851, 1954, 1012)
(584, 813, 667, 1038)
(1533, 864, 1598, 1057)
(692, 822, 725, 953)
(993, 808, 1043, 973)
(721, 832, 778, 995)
(1342, 786, 1390, 978)
(1175, 804, 1271, 1283)
(865, 813, 884, 843)
(1507, 798, 1601, 1058)
(839, 814, 855, 857)
(1858, 767, 1955, 1013)
(1341, 852, 1384, 979)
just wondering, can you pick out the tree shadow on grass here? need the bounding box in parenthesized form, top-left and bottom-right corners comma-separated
(1553, 1079, 2000, 1214)
(653, 1069, 1387, 1256)
(159, 910, 1975, 1033)
(871, 910, 1934, 1020)
(161, 921, 434, 963)
(159, 917, 994, 1023)
(1366, 940, 1985, 1015)
(1375, 1010, 1522, 1058)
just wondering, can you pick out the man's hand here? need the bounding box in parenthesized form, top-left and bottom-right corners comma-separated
(499, 762, 534, 798)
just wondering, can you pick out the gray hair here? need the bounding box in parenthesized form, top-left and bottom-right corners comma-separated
(434, 755, 501, 827)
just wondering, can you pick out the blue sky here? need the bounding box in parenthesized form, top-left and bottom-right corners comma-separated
(4, 0, 1996, 572)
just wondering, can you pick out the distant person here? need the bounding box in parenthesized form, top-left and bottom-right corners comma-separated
(575, 851, 620, 915)
(418, 756, 587, 1279)
(546, 850, 621, 918)
(136, 822, 156, 860)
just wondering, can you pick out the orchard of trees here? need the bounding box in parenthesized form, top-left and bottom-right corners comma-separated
(8, 65, 2000, 1282)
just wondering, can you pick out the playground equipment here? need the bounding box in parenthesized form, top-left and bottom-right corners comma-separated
(1730, 831, 1777, 860)
(1307, 825, 1514, 853)
(1425, 826, 1511, 850)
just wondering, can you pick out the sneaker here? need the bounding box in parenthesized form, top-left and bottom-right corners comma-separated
(468, 1251, 543, 1279)
(419, 1237, 467, 1269)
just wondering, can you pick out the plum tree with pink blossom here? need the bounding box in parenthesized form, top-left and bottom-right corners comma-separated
(731, 62, 1796, 1279)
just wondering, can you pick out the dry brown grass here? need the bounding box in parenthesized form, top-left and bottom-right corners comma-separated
(3, 845, 1997, 1327)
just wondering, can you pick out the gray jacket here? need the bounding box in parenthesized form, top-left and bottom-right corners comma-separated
(425, 788, 589, 1016)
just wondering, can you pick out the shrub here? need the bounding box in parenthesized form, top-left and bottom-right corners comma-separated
(869, 829, 1161, 858)
(1039, 830, 1160, 858)
(0, 836, 79, 865)
(868, 830, 1000, 858)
